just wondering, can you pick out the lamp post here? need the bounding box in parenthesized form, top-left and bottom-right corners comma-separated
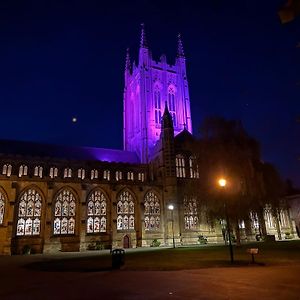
(168, 204, 175, 248)
(218, 178, 234, 264)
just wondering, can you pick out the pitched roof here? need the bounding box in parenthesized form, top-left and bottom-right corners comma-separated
(0, 139, 140, 164)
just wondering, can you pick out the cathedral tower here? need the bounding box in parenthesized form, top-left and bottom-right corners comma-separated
(123, 24, 193, 163)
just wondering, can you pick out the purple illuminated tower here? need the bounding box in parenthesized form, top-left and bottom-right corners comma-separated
(123, 24, 193, 163)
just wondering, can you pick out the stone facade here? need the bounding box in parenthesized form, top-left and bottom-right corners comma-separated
(0, 26, 296, 255)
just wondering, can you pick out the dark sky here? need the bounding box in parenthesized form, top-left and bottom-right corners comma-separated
(0, 0, 299, 186)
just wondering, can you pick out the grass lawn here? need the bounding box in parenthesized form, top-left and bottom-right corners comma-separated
(26, 240, 300, 272)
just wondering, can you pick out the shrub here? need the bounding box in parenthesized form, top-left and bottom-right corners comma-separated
(198, 235, 208, 244)
(150, 239, 161, 247)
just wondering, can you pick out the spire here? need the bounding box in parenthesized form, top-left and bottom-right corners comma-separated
(125, 48, 131, 73)
(140, 23, 148, 48)
(177, 33, 185, 58)
(162, 101, 174, 129)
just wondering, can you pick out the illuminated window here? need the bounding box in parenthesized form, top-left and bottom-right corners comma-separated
(87, 190, 107, 233)
(280, 210, 289, 227)
(183, 197, 198, 230)
(250, 211, 259, 229)
(176, 154, 186, 178)
(0, 191, 5, 225)
(18, 165, 28, 177)
(91, 169, 98, 180)
(127, 171, 134, 181)
(189, 156, 199, 178)
(168, 86, 176, 127)
(264, 206, 274, 228)
(34, 166, 43, 178)
(2, 164, 12, 177)
(144, 192, 160, 231)
(78, 168, 85, 179)
(115, 171, 122, 181)
(138, 172, 145, 182)
(103, 170, 110, 180)
(154, 89, 162, 125)
(63, 168, 72, 178)
(53, 189, 76, 235)
(16, 188, 42, 236)
(49, 167, 58, 178)
(117, 190, 134, 230)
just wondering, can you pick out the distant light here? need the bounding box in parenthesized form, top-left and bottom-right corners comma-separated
(218, 178, 227, 187)
(168, 204, 174, 210)
(72, 117, 77, 123)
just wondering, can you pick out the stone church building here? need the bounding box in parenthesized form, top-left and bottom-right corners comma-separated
(0, 26, 296, 255)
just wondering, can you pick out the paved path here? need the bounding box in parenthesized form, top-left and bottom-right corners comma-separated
(0, 253, 299, 299)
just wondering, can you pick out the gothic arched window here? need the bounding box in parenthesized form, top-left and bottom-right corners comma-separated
(87, 190, 107, 233)
(144, 192, 160, 231)
(49, 167, 58, 178)
(168, 86, 176, 127)
(189, 156, 199, 179)
(19, 165, 28, 177)
(154, 88, 162, 125)
(176, 154, 186, 178)
(16, 188, 42, 236)
(0, 191, 5, 225)
(63, 168, 72, 178)
(91, 169, 98, 180)
(117, 190, 134, 230)
(2, 164, 12, 177)
(78, 168, 85, 179)
(34, 166, 43, 178)
(53, 189, 76, 235)
(183, 197, 198, 230)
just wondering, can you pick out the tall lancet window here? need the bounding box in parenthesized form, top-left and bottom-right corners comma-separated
(154, 88, 162, 125)
(168, 86, 177, 127)
(117, 190, 135, 230)
(87, 190, 107, 233)
(16, 188, 42, 236)
(184, 197, 198, 230)
(144, 192, 160, 231)
(53, 189, 76, 235)
(176, 154, 186, 178)
(189, 156, 199, 179)
(0, 191, 5, 225)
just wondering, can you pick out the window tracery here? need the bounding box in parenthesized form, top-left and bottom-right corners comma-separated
(176, 154, 186, 178)
(2, 164, 12, 177)
(183, 197, 198, 230)
(87, 190, 107, 233)
(117, 190, 134, 230)
(16, 188, 42, 236)
(144, 192, 160, 231)
(53, 189, 76, 235)
(189, 156, 199, 179)
(0, 191, 5, 225)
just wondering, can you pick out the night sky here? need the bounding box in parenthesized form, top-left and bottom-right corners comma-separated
(0, 1, 299, 186)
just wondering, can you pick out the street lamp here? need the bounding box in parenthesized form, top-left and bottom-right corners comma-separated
(168, 204, 175, 248)
(218, 177, 234, 264)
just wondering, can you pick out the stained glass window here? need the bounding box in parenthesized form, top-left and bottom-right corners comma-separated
(0, 191, 5, 225)
(53, 189, 76, 235)
(103, 170, 110, 180)
(144, 192, 160, 231)
(116, 171, 122, 181)
(117, 190, 134, 230)
(176, 155, 186, 178)
(183, 197, 198, 230)
(78, 168, 85, 179)
(63, 168, 72, 178)
(16, 189, 42, 236)
(87, 190, 107, 233)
